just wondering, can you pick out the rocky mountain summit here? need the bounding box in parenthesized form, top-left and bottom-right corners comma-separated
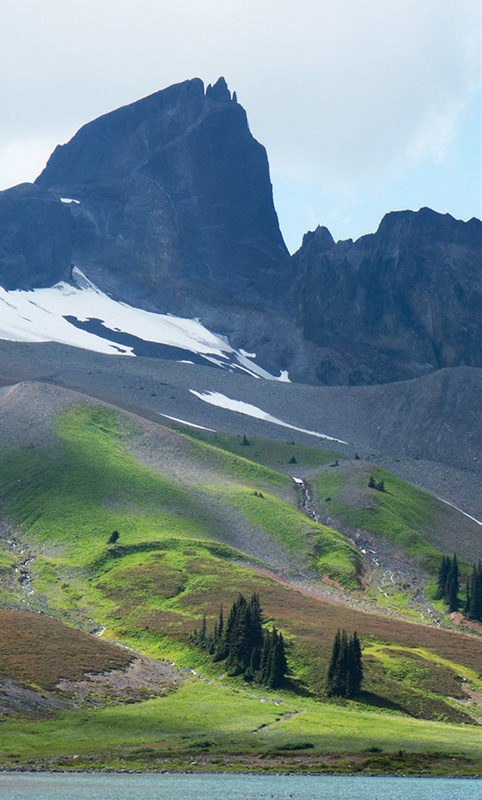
(291, 208, 482, 384)
(0, 77, 480, 386)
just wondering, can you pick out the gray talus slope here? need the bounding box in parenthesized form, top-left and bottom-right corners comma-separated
(0, 340, 480, 521)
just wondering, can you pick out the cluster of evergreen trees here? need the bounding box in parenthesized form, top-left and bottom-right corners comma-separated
(463, 563, 482, 621)
(434, 554, 482, 622)
(325, 629, 363, 698)
(191, 593, 288, 688)
(435, 553, 460, 612)
(368, 475, 385, 492)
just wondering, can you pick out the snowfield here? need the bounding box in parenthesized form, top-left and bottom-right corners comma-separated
(0, 269, 287, 381)
(189, 389, 348, 443)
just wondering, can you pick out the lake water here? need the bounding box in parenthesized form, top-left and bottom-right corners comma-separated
(0, 773, 481, 800)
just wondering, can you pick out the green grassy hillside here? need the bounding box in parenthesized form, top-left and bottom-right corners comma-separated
(313, 461, 475, 575)
(0, 402, 482, 775)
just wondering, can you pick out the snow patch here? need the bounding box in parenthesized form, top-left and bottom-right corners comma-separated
(435, 496, 482, 527)
(0, 269, 287, 381)
(189, 390, 348, 443)
(159, 413, 216, 432)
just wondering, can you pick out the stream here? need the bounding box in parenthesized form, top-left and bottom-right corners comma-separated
(291, 475, 444, 626)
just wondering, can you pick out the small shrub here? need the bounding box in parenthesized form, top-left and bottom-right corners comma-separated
(107, 530, 120, 545)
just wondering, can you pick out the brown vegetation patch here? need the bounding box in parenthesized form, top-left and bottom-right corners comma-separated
(143, 610, 193, 634)
(176, 567, 482, 674)
(159, 563, 482, 718)
(96, 563, 187, 604)
(0, 610, 133, 690)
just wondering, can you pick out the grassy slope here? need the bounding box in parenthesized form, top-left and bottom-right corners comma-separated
(314, 462, 473, 576)
(0, 405, 482, 771)
(175, 428, 342, 470)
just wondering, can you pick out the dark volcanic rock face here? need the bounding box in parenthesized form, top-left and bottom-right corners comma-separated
(34, 77, 291, 315)
(291, 208, 482, 384)
(0, 183, 72, 290)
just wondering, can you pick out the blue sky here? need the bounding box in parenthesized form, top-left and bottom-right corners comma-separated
(1, 0, 480, 252)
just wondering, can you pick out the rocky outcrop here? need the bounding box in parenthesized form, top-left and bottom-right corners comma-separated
(290, 208, 482, 384)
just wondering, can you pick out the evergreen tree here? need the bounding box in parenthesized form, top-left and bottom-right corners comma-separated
(347, 631, 363, 696)
(446, 554, 459, 611)
(325, 629, 341, 696)
(333, 629, 349, 697)
(476, 562, 482, 621)
(468, 563, 482, 621)
(266, 628, 288, 688)
(448, 577, 459, 612)
(258, 630, 272, 685)
(326, 629, 363, 698)
(463, 579, 471, 616)
(435, 555, 450, 600)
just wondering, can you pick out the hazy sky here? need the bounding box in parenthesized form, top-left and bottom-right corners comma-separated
(1, 0, 480, 251)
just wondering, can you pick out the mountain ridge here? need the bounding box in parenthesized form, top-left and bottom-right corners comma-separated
(1, 77, 480, 386)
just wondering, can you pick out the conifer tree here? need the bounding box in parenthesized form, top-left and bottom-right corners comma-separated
(446, 554, 459, 612)
(347, 631, 363, 696)
(333, 629, 349, 697)
(218, 604, 224, 638)
(325, 629, 341, 696)
(265, 627, 288, 688)
(326, 629, 363, 698)
(435, 554, 452, 601)
(468, 563, 482, 621)
(463, 579, 471, 616)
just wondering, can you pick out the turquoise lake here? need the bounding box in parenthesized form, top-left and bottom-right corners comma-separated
(0, 773, 481, 799)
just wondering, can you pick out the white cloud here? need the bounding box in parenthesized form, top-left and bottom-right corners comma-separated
(0, 0, 480, 243)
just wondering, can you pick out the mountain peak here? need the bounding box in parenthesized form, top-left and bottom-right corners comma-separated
(29, 76, 289, 316)
(205, 76, 232, 103)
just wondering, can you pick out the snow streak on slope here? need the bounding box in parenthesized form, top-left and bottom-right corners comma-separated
(0, 269, 286, 381)
(189, 390, 348, 443)
(159, 413, 216, 432)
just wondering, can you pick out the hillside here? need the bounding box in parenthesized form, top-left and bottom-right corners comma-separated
(0, 385, 482, 774)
